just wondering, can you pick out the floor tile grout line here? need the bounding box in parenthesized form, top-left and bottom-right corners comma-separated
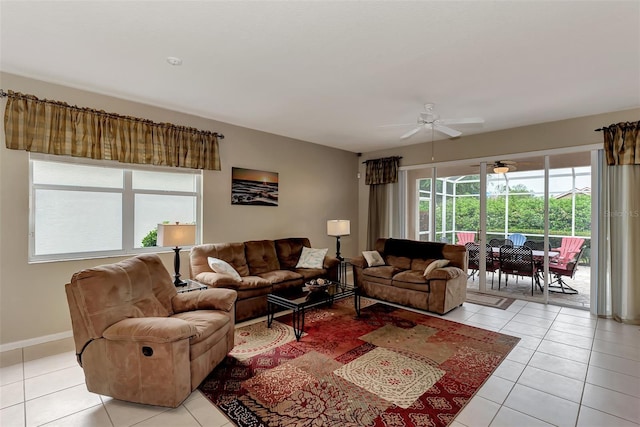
(34, 402, 107, 427)
(586, 361, 640, 380)
(580, 398, 640, 425)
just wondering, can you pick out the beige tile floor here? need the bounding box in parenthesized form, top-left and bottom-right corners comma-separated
(1, 300, 639, 427)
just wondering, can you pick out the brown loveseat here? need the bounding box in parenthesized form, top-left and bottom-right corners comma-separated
(190, 237, 339, 322)
(351, 238, 468, 315)
(65, 254, 237, 407)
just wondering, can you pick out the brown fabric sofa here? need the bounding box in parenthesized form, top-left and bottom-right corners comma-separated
(190, 237, 339, 322)
(351, 238, 468, 315)
(65, 254, 237, 408)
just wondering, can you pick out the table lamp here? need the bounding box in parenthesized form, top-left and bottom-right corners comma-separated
(157, 222, 196, 286)
(327, 219, 350, 260)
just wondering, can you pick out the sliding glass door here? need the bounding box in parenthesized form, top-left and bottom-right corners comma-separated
(407, 150, 594, 308)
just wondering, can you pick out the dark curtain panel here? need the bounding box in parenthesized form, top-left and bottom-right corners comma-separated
(603, 121, 640, 165)
(365, 156, 400, 248)
(365, 156, 401, 185)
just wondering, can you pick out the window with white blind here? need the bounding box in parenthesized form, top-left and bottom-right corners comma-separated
(29, 154, 201, 262)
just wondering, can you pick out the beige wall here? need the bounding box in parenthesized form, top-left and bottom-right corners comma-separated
(357, 108, 640, 250)
(0, 72, 359, 346)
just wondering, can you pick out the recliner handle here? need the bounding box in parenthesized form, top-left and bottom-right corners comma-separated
(76, 338, 95, 367)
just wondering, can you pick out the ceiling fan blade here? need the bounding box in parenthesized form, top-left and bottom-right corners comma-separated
(508, 165, 518, 171)
(439, 117, 485, 125)
(434, 124, 462, 138)
(400, 126, 422, 139)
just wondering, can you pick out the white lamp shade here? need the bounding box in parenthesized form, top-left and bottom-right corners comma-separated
(327, 219, 350, 236)
(157, 223, 196, 247)
(493, 166, 509, 174)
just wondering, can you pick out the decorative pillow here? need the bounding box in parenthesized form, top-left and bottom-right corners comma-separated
(295, 247, 328, 269)
(207, 257, 242, 281)
(423, 259, 450, 277)
(362, 250, 385, 267)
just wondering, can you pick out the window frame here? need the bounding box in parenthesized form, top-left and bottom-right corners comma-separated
(29, 153, 202, 263)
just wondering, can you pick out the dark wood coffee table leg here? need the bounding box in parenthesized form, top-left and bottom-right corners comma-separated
(354, 289, 361, 317)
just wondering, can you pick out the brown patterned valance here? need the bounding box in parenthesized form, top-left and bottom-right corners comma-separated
(3, 90, 222, 170)
(365, 156, 401, 185)
(602, 121, 640, 166)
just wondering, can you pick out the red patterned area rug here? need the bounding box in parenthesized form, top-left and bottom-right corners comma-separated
(199, 301, 519, 427)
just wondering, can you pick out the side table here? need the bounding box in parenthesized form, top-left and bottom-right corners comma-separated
(177, 279, 208, 293)
(338, 258, 351, 284)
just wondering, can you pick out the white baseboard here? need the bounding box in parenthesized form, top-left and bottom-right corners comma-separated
(0, 330, 73, 353)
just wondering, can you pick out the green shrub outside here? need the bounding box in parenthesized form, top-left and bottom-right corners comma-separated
(141, 229, 157, 247)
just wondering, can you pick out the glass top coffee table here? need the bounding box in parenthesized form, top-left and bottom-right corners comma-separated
(267, 280, 360, 341)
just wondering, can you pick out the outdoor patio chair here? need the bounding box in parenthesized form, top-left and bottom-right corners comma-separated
(508, 233, 526, 247)
(457, 231, 476, 245)
(524, 240, 551, 251)
(466, 243, 498, 285)
(498, 245, 539, 295)
(553, 237, 585, 263)
(549, 246, 586, 294)
(489, 238, 513, 248)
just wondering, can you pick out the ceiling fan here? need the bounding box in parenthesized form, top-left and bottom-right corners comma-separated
(382, 103, 484, 139)
(491, 160, 517, 174)
(471, 160, 518, 174)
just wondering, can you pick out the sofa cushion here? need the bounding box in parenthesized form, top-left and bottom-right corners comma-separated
(293, 268, 327, 280)
(386, 255, 412, 270)
(170, 311, 230, 346)
(191, 243, 250, 277)
(194, 272, 241, 289)
(235, 276, 273, 299)
(393, 270, 430, 292)
(257, 269, 303, 284)
(363, 265, 401, 280)
(275, 238, 310, 269)
(411, 258, 436, 271)
(423, 259, 450, 277)
(295, 247, 328, 269)
(245, 240, 280, 275)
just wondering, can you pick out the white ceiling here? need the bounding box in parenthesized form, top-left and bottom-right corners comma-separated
(1, 1, 639, 153)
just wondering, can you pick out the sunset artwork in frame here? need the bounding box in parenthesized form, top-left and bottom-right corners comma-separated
(231, 167, 279, 206)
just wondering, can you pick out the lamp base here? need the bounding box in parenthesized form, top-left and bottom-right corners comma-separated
(172, 247, 187, 287)
(174, 278, 188, 287)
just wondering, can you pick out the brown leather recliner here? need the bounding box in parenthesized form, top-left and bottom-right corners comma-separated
(65, 254, 237, 407)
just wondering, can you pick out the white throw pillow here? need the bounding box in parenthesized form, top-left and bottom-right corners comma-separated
(207, 257, 242, 281)
(295, 247, 328, 269)
(362, 250, 385, 267)
(423, 259, 450, 277)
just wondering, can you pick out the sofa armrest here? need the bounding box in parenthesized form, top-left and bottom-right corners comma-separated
(350, 256, 367, 269)
(102, 317, 196, 343)
(323, 256, 340, 269)
(194, 272, 241, 289)
(172, 288, 237, 313)
(426, 266, 465, 281)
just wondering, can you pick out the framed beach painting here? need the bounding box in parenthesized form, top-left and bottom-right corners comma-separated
(231, 167, 279, 206)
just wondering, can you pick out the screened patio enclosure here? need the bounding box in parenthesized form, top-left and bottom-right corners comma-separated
(407, 151, 593, 309)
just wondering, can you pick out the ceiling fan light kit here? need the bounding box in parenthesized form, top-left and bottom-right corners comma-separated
(493, 166, 510, 174)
